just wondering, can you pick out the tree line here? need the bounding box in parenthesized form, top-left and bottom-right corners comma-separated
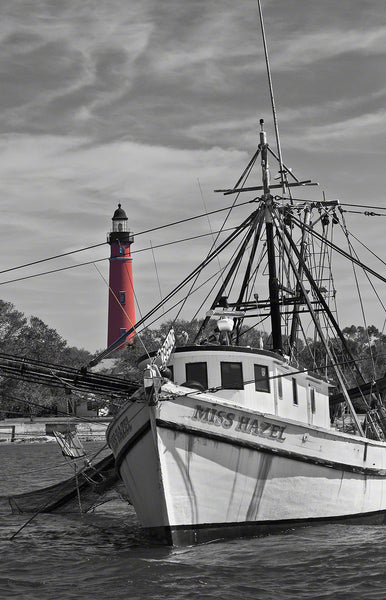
(112, 318, 386, 390)
(0, 298, 384, 418)
(0, 299, 92, 418)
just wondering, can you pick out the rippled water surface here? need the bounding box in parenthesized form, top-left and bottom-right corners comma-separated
(0, 443, 385, 600)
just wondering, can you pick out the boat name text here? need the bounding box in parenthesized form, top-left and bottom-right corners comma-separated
(191, 405, 286, 441)
(109, 416, 132, 451)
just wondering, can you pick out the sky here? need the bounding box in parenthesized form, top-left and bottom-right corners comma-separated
(0, 0, 384, 353)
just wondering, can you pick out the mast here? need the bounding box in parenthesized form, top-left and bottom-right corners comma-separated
(260, 119, 283, 353)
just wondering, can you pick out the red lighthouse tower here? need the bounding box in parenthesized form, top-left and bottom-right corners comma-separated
(107, 204, 135, 348)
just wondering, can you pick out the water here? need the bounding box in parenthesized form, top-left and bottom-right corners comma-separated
(0, 443, 385, 600)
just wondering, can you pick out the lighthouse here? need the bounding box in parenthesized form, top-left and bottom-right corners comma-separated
(107, 204, 135, 348)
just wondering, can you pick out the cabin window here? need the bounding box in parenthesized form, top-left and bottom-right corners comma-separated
(310, 387, 316, 413)
(277, 374, 283, 400)
(221, 362, 244, 390)
(254, 364, 270, 392)
(120, 291, 126, 305)
(185, 362, 208, 389)
(292, 378, 298, 405)
(120, 328, 126, 336)
(167, 365, 174, 380)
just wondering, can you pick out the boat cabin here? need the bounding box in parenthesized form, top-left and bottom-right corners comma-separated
(140, 345, 332, 429)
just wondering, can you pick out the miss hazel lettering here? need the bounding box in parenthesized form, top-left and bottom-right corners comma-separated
(192, 405, 286, 441)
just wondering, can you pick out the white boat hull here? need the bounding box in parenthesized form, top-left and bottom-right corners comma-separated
(107, 387, 386, 545)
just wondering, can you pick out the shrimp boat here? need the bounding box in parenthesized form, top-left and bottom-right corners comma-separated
(105, 12, 386, 545)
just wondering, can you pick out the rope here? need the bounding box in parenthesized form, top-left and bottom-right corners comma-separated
(9, 442, 110, 540)
(75, 466, 82, 514)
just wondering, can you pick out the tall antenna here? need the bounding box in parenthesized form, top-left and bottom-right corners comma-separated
(256, 0, 285, 194)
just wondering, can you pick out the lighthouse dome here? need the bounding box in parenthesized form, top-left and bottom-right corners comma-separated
(112, 203, 128, 221)
(109, 203, 133, 240)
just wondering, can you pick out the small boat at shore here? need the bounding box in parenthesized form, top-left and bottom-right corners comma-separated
(105, 5, 386, 545)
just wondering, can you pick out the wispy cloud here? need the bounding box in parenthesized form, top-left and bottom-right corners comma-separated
(286, 110, 386, 150)
(268, 27, 386, 70)
(0, 0, 384, 350)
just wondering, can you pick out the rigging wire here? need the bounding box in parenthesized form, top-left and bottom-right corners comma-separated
(283, 199, 386, 212)
(169, 183, 239, 327)
(272, 207, 368, 412)
(321, 212, 384, 324)
(289, 213, 386, 284)
(0, 201, 253, 277)
(241, 244, 269, 345)
(134, 264, 231, 340)
(0, 242, 107, 276)
(171, 353, 386, 401)
(343, 228, 386, 268)
(171, 170, 258, 327)
(137, 199, 253, 237)
(193, 207, 265, 342)
(1, 199, 382, 291)
(340, 204, 386, 211)
(92, 263, 151, 360)
(88, 213, 258, 365)
(190, 232, 250, 322)
(339, 214, 383, 379)
(341, 209, 386, 217)
(0, 257, 107, 286)
(150, 240, 165, 316)
(0, 227, 237, 287)
(3, 393, 121, 418)
(317, 219, 334, 351)
(237, 314, 270, 339)
(123, 253, 146, 323)
(198, 177, 224, 284)
(327, 220, 339, 324)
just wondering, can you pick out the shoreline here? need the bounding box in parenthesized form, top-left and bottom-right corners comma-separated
(0, 417, 109, 444)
